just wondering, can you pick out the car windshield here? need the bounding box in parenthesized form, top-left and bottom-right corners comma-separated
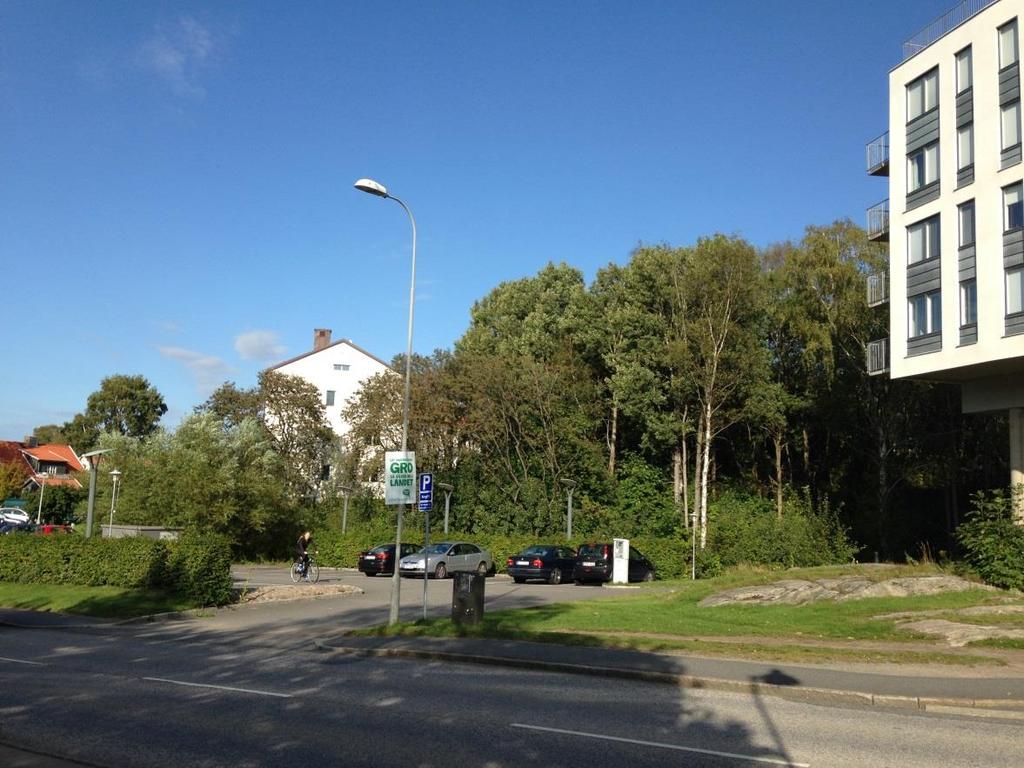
(421, 544, 450, 554)
(370, 545, 391, 554)
(521, 546, 551, 556)
(577, 544, 607, 558)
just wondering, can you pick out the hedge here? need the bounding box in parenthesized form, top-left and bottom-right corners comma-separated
(0, 534, 234, 606)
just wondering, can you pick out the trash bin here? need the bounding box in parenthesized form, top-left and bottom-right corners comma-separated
(452, 571, 485, 625)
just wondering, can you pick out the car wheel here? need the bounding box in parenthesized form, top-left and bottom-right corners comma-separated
(434, 562, 447, 579)
(477, 561, 488, 577)
(548, 568, 562, 585)
(513, 577, 526, 584)
(364, 571, 374, 577)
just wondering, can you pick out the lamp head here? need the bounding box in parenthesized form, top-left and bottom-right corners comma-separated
(559, 478, 576, 489)
(354, 178, 388, 198)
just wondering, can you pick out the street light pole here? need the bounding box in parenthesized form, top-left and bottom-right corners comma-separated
(560, 478, 576, 540)
(339, 485, 353, 535)
(108, 469, 121, 535)
(35, 477, 46, 525)
(81, 449, 112, 539)
(437, 482, 453, 534)
(355, 177, 417, 627)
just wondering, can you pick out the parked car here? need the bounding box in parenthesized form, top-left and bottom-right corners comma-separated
(36, 523, 71, 535)
(506, 545, 577, 584)
(357, 543, 421, 576)
(399, 541, 493, 579)
(573, 542, 655, 584)
(0, 520, 35, 535)
(0, 507, 30, 524)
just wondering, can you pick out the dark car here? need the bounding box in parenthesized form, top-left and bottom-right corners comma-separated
(573, 542, 655, 585)
(506, 545, 577, 584)
(0, 521, 35, 535)
(358, 543, 421, 576)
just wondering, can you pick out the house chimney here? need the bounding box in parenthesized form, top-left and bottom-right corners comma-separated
(313, 328, 332, 352)
(24, 435, 38, 448)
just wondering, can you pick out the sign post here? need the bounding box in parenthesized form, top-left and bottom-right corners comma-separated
(419, 472, 433, 620)
(385, 451, 415, 624)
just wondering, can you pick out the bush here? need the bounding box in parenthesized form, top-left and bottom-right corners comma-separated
(165, 533, 234, 606)
(957, 488, 1024, 591)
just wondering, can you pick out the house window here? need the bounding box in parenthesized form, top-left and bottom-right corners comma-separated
(960, 280, 977, 327)
(1000, 20, 1019, 69)
(908, 215, 940, 264)
(907, 143, 939, 192)
(906, 68, 939, 121)
(1008, 267, 1024, 315)
(959, 201, 975, 246)
(958, 124, 974, 170)
(1005, 183, 1023, 231)
(909, 291, 942, 337)
(325, 390, 336, 406)
(333, 363, 350, 371)
(1002, 102, 1021, 151)
(956, 47, 973, 93)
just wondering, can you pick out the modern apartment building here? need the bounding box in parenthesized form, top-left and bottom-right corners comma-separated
(866, 0, 1024, 504)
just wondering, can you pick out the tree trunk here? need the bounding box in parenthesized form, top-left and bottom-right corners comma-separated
(699, 401, 712, 550)
(774, 433, 783, 519)
(608, 402, 618, 476)
(681, 434, 689, 528)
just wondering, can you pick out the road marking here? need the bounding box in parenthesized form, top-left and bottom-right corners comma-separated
(142, 677, 293, 698)
(926, 705, 1024, 721)
(510, 723, 810, 767)
(0, 657, 44, 666)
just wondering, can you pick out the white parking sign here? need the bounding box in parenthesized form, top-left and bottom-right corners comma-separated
(384, 451, 416, 506)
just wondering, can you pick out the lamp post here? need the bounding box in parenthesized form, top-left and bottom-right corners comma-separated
(354, 177, 417, 627)
(108, 469, 122, 535)
(35, 476, 46, 525)
(559, 478, 576, 540)
(81, 449, 112, 538)
(339, 484, 353, 535)
(437, 482, 453, 534)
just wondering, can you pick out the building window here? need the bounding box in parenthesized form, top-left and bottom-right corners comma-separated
(960, 280, 977, 327)
(325, 390, 336, 406)
(908, 215, 940, 264)
(1002, 102, 1021, 151)
(909, 291, 942, 337)
(1008, 267, 1024, 315)
(1000, 20, 1019, 69)
(906, 68, 939, 121)
(907, 143, 939, 192)
(957, 124, 974, 170)
(333, 363, 351, 371)
(1005, 183, 1023, 231)
(956, 46, 973, 93)
(959, 200, 975, 246)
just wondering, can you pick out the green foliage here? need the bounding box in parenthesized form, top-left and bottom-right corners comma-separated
(0, 534, 233, 606)
(63, 374, 168, 450)
(609, 456, 678, 537)
(22, 485, 86, 525)
(956, 488, 1024, 591)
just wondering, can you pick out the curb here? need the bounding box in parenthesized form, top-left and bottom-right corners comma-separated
(313, 640, 1024, 717)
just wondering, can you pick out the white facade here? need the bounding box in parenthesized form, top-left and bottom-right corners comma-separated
(886, 0, 1024, 403)
(269, 330, 393, 438)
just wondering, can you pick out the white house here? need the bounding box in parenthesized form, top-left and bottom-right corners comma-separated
(268, 329, 394, 439)
(865, 0, 1024, 516)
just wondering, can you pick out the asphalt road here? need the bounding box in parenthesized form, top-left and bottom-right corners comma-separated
(1, 617, 1021, 768)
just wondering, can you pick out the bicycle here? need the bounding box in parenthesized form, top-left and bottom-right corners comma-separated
(290, 551, 320, 584)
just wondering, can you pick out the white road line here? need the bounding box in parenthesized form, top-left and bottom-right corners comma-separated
(510, 723, 810, 767)
(142, 677, 293, 698)
(0, 657, 45, 666)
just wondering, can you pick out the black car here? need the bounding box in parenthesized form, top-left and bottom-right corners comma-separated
(506, 545, 577, 584)
(573, 542, 655, 584)
(358, 543, 421, 576)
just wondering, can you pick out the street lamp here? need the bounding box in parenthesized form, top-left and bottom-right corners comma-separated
(437, 482, 454, 534)
(339, 484, 353, 535)
(108, 469, 122, 535)
(355, 177, 417, 626)
(80, 449, 112, 538)
(559, 478, 576, 539)
(35, 475, 46, 525)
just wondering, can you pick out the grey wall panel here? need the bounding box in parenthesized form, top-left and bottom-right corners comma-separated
(907, 182, 940, 211)
(959, 326, 978, 345)
(956, 91, 973, 127)
(907, 333, 942, 356)
(959, 244, 976, 280)
(1002, 144, 1022, 169)
(1000, 63, 1020, 105)
(957, 166, 975, 187)
(906, 258, 941, 296)
(906, 110, 940, 154)
(1004, 230, 1024, 268)
(1006, 313, 1024, 336)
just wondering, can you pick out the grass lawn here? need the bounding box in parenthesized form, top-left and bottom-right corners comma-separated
(357, 564, 1022, 666)
(0, 583, 199, 619)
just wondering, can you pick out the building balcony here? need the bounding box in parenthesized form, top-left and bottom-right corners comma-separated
(867, 199, 889, 242)
(902, 0, 998, 62)
(867, 338, 890, 376)
(867, 271, 889, 307)
(866, 132, 889, 176)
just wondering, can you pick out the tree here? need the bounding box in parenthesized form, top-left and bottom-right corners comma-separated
(32, 424, 67, 444)
(196, 382, 262, 429)
(63, 375, 168, 450)
(0, 462, 25, 501)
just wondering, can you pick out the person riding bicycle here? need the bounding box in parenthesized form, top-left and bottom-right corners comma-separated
(296, 531, 313, 575)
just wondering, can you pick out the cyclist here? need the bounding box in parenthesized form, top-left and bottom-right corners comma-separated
(295, 531, 314, 576)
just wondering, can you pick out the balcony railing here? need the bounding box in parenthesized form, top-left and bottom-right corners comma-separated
(867, 338, 890, 376)
(866, 132, 889, 176)
(867, 199, 890, 241)
(902, 0, 998, 62)
(867, 272, 889, 307)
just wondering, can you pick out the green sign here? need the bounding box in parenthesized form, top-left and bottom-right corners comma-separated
(384, 451, 416, 505)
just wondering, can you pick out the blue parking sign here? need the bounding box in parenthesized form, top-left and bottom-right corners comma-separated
(418, 473, 433, 512)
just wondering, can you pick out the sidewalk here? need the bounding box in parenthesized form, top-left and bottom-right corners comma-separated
(314, 633, 1024, 716)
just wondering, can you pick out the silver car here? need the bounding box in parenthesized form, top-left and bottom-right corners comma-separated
(399, 541, 493, 579)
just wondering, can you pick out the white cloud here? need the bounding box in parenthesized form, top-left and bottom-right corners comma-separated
(158, 346, 234, 395)
(138, 17, 217, 98)
(234, 330, 286, 361)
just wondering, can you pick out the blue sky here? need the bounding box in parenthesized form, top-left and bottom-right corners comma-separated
(2, 0, 947, 440)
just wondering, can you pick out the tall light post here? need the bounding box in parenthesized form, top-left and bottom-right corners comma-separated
(35, 476, 46, 525)
(108, 469, 122, 535)
(355, 177, 417, 626)
(339, 484, 353, 535)
(437, 482, 453, 534)
(81, 449, 112, 538)
(560, 478, 576, 540)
